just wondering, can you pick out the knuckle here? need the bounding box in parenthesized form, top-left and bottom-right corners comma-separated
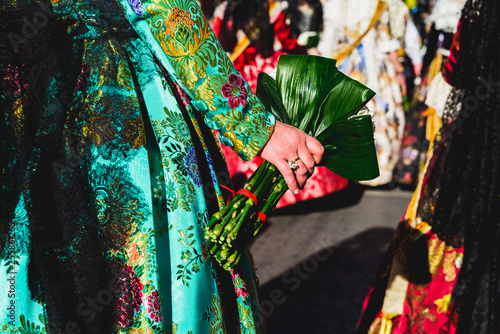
(297, 167, 308, 176)
(304, 159, 315, 169)
(317, 144, 325, 156)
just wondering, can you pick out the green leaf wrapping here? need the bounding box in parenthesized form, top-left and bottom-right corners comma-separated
(258, 54, 379, 181)
(205, 54, 379, 270)
(319, 115, 379, 181)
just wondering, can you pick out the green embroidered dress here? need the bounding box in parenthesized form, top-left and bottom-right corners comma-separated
(0, 0, 275, 333)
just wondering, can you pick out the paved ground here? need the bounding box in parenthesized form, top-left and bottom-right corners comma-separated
(249, 182, 413, 334)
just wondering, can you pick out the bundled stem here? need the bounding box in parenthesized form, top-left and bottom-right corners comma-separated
(205, 54, 379, 271)
(204, 160, 286, 270)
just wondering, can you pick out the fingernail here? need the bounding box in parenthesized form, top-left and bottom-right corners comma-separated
(294, 189, 299, 194)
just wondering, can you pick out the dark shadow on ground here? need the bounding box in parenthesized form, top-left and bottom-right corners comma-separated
(271, 181, 366, 216)
(256, 227, 395, 334)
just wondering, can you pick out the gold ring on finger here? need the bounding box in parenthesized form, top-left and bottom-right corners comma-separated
(288, 158, 300, 170)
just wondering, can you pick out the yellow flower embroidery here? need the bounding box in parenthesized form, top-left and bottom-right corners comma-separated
(434, 294, 451, 314)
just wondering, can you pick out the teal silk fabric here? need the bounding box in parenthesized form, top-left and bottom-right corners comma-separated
(0, 0, 275, 333)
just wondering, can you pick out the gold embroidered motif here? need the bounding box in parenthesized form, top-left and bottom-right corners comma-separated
(434, 294, 451, 314)
(428, 237, 445, 277)
(146, 1, 221, 90)
(195, 74, 227, 111)
(222, 132, 244, 155)
(443, 251, 458, 282)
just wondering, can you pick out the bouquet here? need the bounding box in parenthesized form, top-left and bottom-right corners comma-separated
(205, 55, 379, 270)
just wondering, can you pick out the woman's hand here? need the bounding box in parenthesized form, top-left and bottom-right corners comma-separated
(258, 121, 324, 194)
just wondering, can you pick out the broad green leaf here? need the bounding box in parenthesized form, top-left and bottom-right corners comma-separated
(256, 73, 290, 124)
(319, 115, 379, 181)
(314, 71, 375, 138)
(276, 55, 338, 134)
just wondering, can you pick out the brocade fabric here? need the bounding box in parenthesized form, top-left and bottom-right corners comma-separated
(0, 0, 275, 333)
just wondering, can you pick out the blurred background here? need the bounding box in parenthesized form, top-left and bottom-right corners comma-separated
(197, 0, 465, 332)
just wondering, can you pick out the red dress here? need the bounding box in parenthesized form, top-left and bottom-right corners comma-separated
(356, 20, 466, 333)
(212, 1, 348, 208)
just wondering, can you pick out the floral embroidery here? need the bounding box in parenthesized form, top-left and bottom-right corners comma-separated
(231, 271, 249, 299)
(221, 131, 245, 155)
(128, 0, 145, 16)
(403, 285, 436, 332)
(83, 112, 117, 145)
(184, 147, 202, 186)
(195, 73, 231, 112)
(0, 323, 16, 334)
(129, 328, 154, 334)
(176, 225, 206, 286)
(202, 294, 224, 334)
(147, 290, 163, 323)
(238, 303, 255, 331)
(182, 250, 192, 262)
(165, 7, 195, 39)
(221, 73, 248, 108)
(10, 314, 46, 334)
(127, 243, 145, 262)
(0, 2, 273, 333)
(434, 294, 451, 314)
(174, 172, 196, 212)
(214, 100, 270, 159)
(143, 0, 274, 161)
(92, 170, 148, 253)
(428, 237, 445, 277)
(116, 265, 144, 328)
(162, 108, 191, 146)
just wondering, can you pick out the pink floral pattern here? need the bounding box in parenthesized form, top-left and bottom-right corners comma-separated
(147, 290, 162, 323)
(116, 264, 144, 328)
(231, 271, 249, 299)
(221, 73, 248, 108)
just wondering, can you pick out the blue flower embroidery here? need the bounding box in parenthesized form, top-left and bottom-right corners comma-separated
(128, 0, 144, 16)
(184, 148, 202, 186)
